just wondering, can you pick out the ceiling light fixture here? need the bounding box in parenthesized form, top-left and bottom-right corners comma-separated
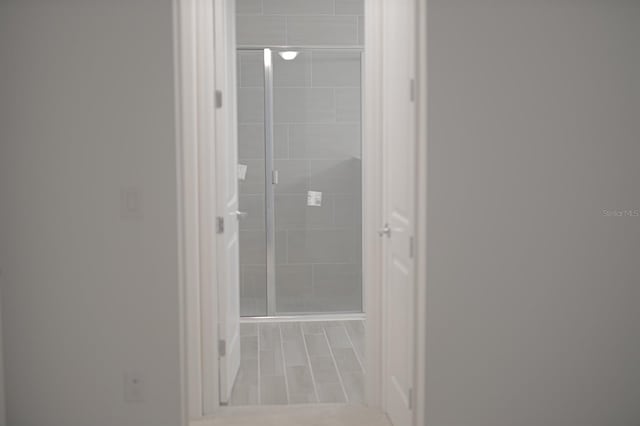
(278, 51, 299, 61)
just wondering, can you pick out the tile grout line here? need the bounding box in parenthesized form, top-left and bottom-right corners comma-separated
(257, 324, 262, 404)
(237, 13, 364, 18)
(284, 229, 289, 264)
(238, 14, 365, 17)
(342, 321, 366, 374)
(241, 223, 361, 230)
(301, 324, 321, 403)
(333, 87, 337, 123)
(242, 262, 361, 264)
(278, 323, 291, 404)
(286, 123, 291, 159)
(310, 50, 314, 88)
(238, 52, 243, 88)
(284, 15, 289, 45)
(322, 325, 350, 403)
(311, 264, 316, 303)
(353, 16, 359, 44)
(239, 120, 362, 125)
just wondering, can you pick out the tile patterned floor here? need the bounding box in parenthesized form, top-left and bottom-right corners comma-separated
(230, 320, 366, 406)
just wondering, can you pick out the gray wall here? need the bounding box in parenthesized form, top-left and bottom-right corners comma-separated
(426, 1, 640, 425)
(236, 0, 364, 46)
(236, 0, 364, 315)
(0, 292, 4, 426)
(0, 1, 181, 425)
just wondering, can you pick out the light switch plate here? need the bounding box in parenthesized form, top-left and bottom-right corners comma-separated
(120, 187, 143, 220)
(124, 372, 145, 403)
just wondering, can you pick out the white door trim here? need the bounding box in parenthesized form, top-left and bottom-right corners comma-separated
(173, 0, 403, 421)
(374, 0, 427, 424)
(173, 0, 219, 421)
(212, 0, 242, 408)
(200, 0, 222, 413)
(363, 0, 385, 410)
(174, 0, 200, 421)
(413, 0, 428, 425)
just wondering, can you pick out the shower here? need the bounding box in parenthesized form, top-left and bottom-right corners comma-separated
(236, 46, 364, 317)
(228, 0, 368, 407)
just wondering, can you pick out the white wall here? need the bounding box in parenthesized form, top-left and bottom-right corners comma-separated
(426, 1, 640, 425)
(0, 1, 181, 425)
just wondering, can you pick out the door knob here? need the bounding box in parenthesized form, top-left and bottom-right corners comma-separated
(232, 210, 248, 219)
(378, 224, 391, 237)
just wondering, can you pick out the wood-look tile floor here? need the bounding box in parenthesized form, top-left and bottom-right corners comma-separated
(229, 320, 366, 406)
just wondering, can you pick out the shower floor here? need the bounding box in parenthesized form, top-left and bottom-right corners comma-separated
(229, 320, 365, 406)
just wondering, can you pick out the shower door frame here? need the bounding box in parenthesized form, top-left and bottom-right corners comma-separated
(238, 45, 366, 318)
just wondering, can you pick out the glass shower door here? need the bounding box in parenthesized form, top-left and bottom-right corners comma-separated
(237, 48, 363, 317)
(272, 49, 363, 314)
(237, 50, 268, 317)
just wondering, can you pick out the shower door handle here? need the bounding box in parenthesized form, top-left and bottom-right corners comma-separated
(232, 210, 248, 219)
(378, 224, 391, 238)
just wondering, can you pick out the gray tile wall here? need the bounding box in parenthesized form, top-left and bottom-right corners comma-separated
(237, 0, 364, 316)
(236, 0, 364, 47)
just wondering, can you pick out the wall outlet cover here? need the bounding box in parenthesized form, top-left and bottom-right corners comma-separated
(123, 372, 145, 403)
(307, 191, 322, 207)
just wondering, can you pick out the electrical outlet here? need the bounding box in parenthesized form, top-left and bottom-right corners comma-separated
(124, 372, 145, 403)
(120, 187, 143, 220)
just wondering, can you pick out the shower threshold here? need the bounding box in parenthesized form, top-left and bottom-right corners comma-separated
(240, 313, 365, 323)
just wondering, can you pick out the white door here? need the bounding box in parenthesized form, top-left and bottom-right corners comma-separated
(381, 0, 417, 425)
(214, 0, 241, 405)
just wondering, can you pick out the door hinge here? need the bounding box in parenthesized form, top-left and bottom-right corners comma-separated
(272, 170, 279, 185)
(410, 79, 416, 102)
(218, 339, 226, 357)
(408, 388, 414, 410)
(216, 216, 224, 234)
(409, 236, 415, 258)
(215, 90, 223, 109)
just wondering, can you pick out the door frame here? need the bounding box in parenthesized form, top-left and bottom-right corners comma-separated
(174, 0, 428, 422)
(362, 0, 384, 410)
(174, 0, 220, 420)
(413, 1, 428, 425)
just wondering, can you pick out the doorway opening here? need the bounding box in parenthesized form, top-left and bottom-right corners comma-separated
(230, 1, 366, 407)
(177, 0, 425, 422)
